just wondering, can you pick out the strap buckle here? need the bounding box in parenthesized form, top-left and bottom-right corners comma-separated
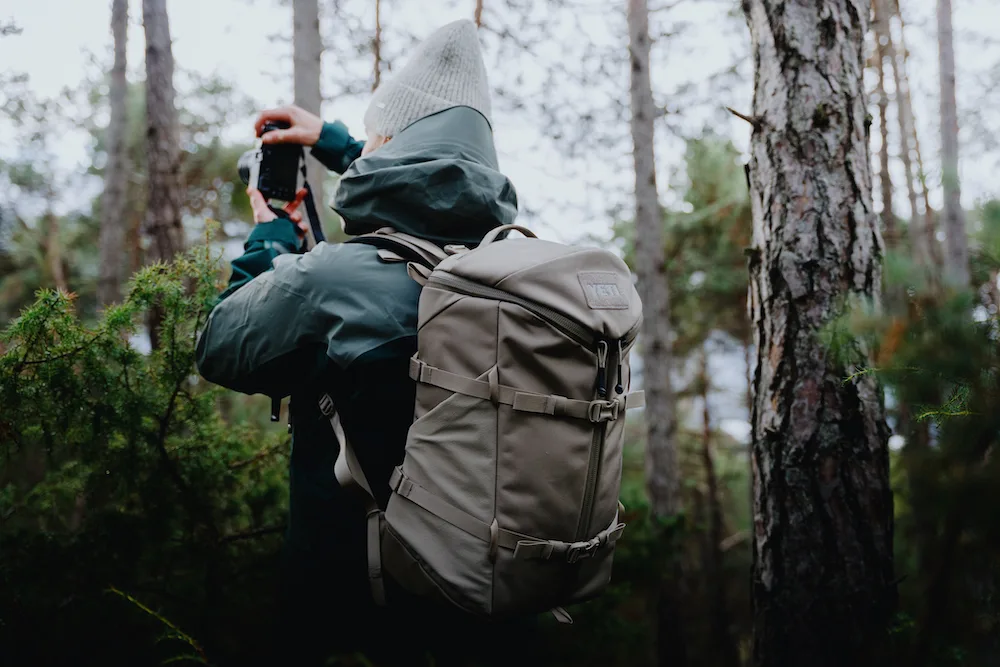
(588, 399, 620, 423)
(566, 537, 601, 563)
(318, 393, 335, 417)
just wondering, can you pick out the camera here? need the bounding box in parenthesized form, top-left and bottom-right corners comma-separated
(237, 121, 303, 202)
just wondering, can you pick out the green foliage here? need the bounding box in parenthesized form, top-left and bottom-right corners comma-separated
(0, 240, 289, 665)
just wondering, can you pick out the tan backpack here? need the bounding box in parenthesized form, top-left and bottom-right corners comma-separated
(319, 224, 645, 622)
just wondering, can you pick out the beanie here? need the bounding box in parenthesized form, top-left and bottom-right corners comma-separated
(364, 19, 492, 137)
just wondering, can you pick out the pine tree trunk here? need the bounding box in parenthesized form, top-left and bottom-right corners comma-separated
(142, 0, 184, 266)
(893, 0, 942, 269)
(474, 0, 484, 28)
(627, 0, 678, 523)
(627, 3, 686, 665)
(873, 0, 896, 249)
(293, 0, 324, 245)
(878, 0, 926, 265)
(699, 349, 740, 667)
(44, 212, 68, 293)
(98, 0, 129, 307)
(372, 0, 383, 91)
(742, 2, 895, 665)
(936, 0, 969, 286)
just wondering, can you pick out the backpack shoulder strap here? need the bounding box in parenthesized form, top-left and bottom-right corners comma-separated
(347, 227, 449, 270)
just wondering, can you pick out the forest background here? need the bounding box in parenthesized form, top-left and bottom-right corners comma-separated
(2, 0, 1000, 665)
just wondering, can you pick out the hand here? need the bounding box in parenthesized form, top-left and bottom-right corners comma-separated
(254, 105, 323, 146)
(248, 187, 310, 239)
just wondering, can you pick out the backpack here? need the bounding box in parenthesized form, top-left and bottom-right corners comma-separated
(318, 224, 645, 622)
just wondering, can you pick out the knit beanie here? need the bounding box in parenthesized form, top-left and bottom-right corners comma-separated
(364, 19, 492, 137)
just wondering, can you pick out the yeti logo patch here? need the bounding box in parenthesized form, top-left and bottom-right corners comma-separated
(579, 272, 629, 310)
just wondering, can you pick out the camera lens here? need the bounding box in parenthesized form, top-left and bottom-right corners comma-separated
(236, 150, 255, 186)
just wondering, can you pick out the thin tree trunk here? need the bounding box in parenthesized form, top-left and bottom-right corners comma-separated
(893, 0, 942, 270)
(937, 0, 969, 286)
(99, 0, 129, 307)
(45, 212, 68, 293)
(879, 0, 925, 265)
(873, 0, 896, 249)
(474, 0, 484, 28)
(143, 0, 185, 350)
(372, 0, 383, 91)
(699, 348, 740, 667)
(627, 0, 678, 524)
(742, 2, 895, 666)
(293, 0, 324, 246)
(627, 3, 686, 666)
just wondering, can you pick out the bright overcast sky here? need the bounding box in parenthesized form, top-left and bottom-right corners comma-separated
(1, 0, 999, 242)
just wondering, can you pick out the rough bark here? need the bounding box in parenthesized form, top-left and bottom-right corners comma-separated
(142, 0, 185, 266)
(742, 2, 895, 666)
(372, 0, 383, 91)
(872, 0, 896, 249)
(293, 0, 324, 245)
(937, 0, 969, 286)
(698, 349, 740, 667)
(627, 0, 678, 522)
(99, 0, 129, 307)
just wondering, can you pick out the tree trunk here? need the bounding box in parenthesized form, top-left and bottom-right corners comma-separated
(699, 348, 740, 667)
(293, 0, 324, 246)
(474, 0, 484, 28)
(627, 0, 678, 523)
(372, 0, 383, 91)
(878, 0, 926, 265)
(937, 0, 969, 286)
(742, 2, 895, 666)
(893, 0, 942, 270)
(98, 0, 129, 307)
(627, 3, 686, 666)
(44, 212, 68, 293)
(142, 0, 184, 265)
(873, 0, 896, 249)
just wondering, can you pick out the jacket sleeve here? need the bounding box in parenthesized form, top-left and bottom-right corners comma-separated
(310, 120, 365, 175)
(196, 217, 327, 397)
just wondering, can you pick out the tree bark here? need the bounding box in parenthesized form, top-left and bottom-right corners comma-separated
(293, 0, 324, 246)
(142, 0, 184, 266)
(698, 348, 740, 667)
(372, 0, 383, 91)
(742, 2, 895, 666)
(99, 0, 129, 307)
(936, 0, 969, 286)
(877, 0, 926, 265)
(627, 0, 678, 522)
(474, 0, 484, 29)
(873, 0, 896, 249)
(628, 3, 686, 666)
(893, 0, 942, 270)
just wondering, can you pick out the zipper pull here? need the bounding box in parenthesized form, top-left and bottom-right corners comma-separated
(615, 339, 625, 395)
(596, 340, 609, 398)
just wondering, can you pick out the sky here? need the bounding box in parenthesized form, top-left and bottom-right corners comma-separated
(1, 0, 999, 442)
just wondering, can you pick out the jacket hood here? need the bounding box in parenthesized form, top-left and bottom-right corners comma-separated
(331, 106, 518, 247)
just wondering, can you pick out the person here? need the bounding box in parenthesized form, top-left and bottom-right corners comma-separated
(196, 18, 533, 667)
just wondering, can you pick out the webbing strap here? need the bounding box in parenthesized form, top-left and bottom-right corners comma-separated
(408, 357, 644, 423)
(388, 467, 530, 551)
(319, 393, 386, 605)
(350, 227, 449, 270)
(387, 467, 622, 563)
(512, 518, 626, 563)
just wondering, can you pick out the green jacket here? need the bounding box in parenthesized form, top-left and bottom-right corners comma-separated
(196, 107, 517, 584)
